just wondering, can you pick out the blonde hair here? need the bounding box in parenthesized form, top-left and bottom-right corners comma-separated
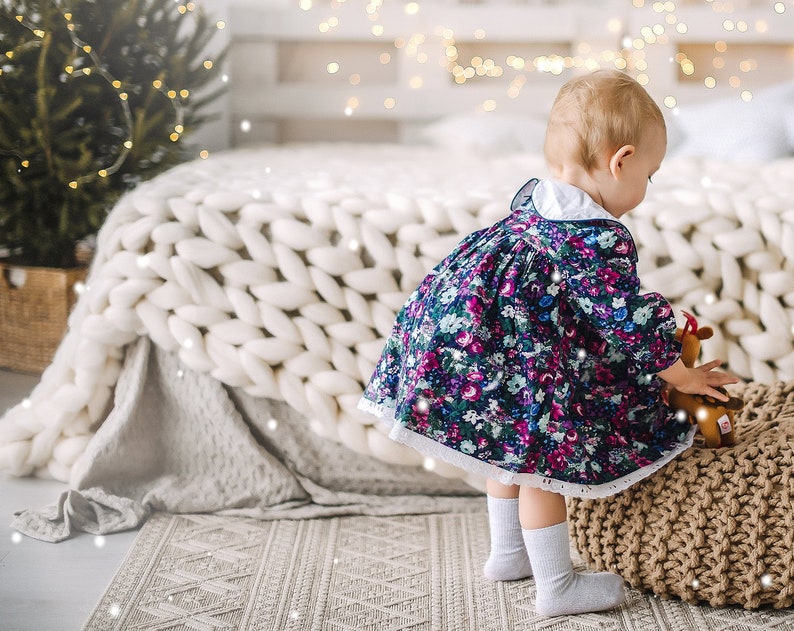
(544, 69, 665, 173)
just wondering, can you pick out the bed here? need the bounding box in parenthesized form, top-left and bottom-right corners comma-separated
(0, 139, 792, 489)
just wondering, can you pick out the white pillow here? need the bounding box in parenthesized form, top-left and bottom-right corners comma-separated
(421, 114, 548, 155)
(668, 81, 794, 162)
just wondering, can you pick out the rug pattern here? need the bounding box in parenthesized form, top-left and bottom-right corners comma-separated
(83, 512, 794, 630)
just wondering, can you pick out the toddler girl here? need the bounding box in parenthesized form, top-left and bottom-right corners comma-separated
(358, 69, 737, 617)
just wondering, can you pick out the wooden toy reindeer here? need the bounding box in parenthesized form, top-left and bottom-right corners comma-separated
(665, 311, 743, 448)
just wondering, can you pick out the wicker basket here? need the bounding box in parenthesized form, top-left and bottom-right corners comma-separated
(0, 263, 87, 374)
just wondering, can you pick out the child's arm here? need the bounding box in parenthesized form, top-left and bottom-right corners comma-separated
(657, 358, 738, 402)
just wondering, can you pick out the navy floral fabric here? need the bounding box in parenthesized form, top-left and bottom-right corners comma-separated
(361, 179, 691, 493)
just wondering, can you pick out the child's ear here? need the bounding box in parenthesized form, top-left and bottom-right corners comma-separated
(608, 144, 635, 178)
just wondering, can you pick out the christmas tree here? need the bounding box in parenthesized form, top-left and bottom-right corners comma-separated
(0, 0, 226, 267)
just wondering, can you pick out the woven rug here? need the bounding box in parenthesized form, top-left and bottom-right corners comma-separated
(83, 512, 794, 631)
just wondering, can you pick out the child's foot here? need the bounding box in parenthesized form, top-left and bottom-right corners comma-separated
(522, 522, 625, 616)
(483, 496, 533, 581)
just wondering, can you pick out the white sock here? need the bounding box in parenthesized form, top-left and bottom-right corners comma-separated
(483, 496, 533, 581)
(522, 522, 625, 617)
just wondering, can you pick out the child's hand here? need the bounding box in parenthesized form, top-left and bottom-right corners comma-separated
(658, 358, 739, 402)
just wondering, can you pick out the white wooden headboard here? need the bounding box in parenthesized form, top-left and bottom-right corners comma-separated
(218, 0, 794, 147)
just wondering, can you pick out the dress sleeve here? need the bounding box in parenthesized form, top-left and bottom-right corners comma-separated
(555, 224, 680, 371)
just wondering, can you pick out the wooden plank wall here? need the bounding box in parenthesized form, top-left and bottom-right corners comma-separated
(222, 0, 794, 146)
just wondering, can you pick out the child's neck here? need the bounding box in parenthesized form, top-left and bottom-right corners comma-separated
(550, 165, 604, 210)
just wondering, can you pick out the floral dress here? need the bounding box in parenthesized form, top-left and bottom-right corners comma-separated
(358, 178, 695, 498)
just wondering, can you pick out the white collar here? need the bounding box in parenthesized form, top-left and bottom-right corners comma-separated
(532, 179, 619, 223)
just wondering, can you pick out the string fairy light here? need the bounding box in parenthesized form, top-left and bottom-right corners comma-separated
(58, 8, 136, 186)
(304, 0, 789, 118)
(1, 0, 221, 189)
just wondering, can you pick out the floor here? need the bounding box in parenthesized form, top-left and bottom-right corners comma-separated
(0, 370, 138, 631)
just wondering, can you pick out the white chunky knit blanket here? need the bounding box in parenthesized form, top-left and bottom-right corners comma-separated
(1, 144, 793, 483)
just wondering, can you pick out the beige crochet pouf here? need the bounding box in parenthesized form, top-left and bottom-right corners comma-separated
(568, 380, 794, 610)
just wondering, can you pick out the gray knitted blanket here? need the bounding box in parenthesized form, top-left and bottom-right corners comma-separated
(11, 337, 482, 542)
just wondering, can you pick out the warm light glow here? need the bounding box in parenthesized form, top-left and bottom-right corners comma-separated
(404, 2, 419, 15)
(739, 59, 756, 72)
(327, 62, 340, 74)
(384, 97, 396, 109)
(774, 2, 785, 13)
(663, 95, 677, 108)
